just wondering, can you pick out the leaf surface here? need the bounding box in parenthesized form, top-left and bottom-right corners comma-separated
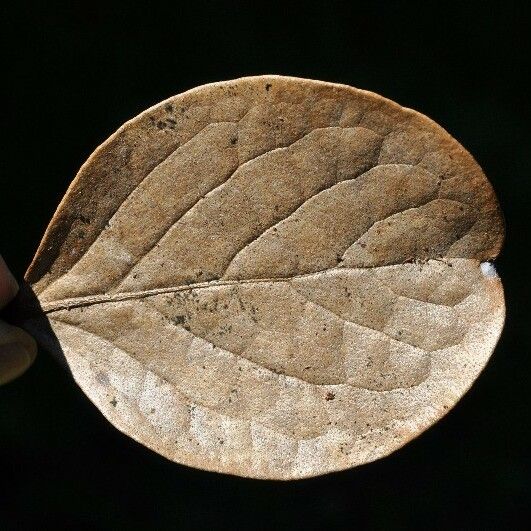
(17, 76, 505, 479)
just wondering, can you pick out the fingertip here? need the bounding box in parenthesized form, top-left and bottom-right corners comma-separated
(0, 255, 19, 307)
(0, 321, 37, 385)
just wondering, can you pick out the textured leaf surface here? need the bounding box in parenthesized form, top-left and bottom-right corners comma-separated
(18, 76, 505, 479)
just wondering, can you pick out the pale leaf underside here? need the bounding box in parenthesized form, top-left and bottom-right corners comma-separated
(20, 77, 504, 479)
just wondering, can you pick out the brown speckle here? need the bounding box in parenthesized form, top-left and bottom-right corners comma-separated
(173, 315, 186, 325)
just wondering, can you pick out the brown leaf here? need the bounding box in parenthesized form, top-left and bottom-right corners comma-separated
(15, 76, 505, 479)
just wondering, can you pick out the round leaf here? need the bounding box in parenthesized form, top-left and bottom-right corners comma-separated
(17, 76, 505, 479)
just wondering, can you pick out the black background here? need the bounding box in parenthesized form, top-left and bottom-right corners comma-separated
(1, 1, 529, 529)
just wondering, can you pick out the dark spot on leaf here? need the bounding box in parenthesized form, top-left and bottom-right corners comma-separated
(96, 372, 109, 385)
(173, 315, 185, 325)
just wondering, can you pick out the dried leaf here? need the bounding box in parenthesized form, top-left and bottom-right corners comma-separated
(15, 76, 505, 479)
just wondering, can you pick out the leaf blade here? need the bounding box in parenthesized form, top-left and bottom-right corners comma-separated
(19, 76, 505, 479)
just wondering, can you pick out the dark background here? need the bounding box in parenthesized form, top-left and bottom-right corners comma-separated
(1, 1, 529, 529)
